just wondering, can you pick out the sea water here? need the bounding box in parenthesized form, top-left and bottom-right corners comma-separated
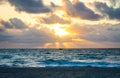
(0, 49, 120, 67)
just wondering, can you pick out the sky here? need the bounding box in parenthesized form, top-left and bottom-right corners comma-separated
(0, 0, 120, 48)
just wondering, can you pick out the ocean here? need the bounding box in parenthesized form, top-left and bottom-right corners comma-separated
(0, 48, 120, 68)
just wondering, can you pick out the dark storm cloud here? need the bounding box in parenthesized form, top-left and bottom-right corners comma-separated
(73, 2, 101, 20)
(95, 2, 120, 20)
(8, 0, 51, 13)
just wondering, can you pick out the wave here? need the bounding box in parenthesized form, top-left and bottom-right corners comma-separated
(0, 59, 120, 68)
(42, 59, 120, 68)
(0, 49, 120, 68)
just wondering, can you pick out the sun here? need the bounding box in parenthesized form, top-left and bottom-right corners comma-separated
(55, 28, 68, 36)
(51, 24, 69, 37)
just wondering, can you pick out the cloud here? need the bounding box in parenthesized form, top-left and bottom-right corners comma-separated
(0, 28, 5, 32)
(0, 0, 5, 4)
(0, 28, 13, 42)
(0, 34, 13, 42)
(109, 0, 120, 8)
(63, 0, 77, 16)
(0, 21, 13, 28)
(8, 0, 51, 13)
(95, 2, 120, 20)
(9, 18, 27, 29)
(66, 23, 120, 43)
(63, 0, 101, 20)
(12, 28, 56, 44)
(78, 24, 120, 42)
(40, 14, 70, 24)
(73, 1, 101, 20)
(0, 17, 72, 48)
(0, 18, 27, 29)
(0, 22, 58, 47)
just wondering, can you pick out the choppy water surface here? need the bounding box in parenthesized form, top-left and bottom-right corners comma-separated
(0, 49, 120, 67)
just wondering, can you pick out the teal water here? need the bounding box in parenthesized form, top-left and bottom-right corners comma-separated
(0, 49, 120, 67)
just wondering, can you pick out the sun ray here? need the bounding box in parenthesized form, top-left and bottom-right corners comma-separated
(44, 43, 53, 48)
(62, 42, 77, 48)
(55, 42, 60, 48)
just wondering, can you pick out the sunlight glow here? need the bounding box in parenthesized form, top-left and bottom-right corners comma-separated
(55, 10, 66, 18)
(51, 24, 69, 37)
